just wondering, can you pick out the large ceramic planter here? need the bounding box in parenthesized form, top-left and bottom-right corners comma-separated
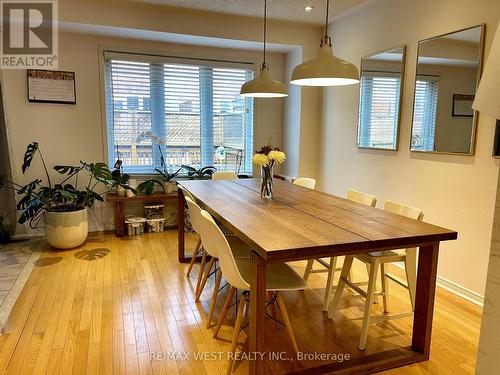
(44, 208, 88, 249)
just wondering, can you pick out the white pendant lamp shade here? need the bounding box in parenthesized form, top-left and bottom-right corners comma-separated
(240, 63, 288, 98)
(291, 39, 359, 86)
(240, 0, 288, 98)
(291, 0, 359, 87)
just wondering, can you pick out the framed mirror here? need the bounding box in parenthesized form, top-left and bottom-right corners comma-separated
(357, 46, 406, 150)
(410, 25, 484, 155)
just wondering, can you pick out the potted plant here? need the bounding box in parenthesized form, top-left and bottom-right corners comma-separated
(181, 165, 217, 179)
(155, 167, 181, 193)
(136, 131, 184, 194)
(0, 142, 114, 249)
(136, 177, 165, 195)
(110, 159, 135, 197)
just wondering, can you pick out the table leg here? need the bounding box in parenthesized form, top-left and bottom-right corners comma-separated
(177, 188, 186, 262)
(249, 251, 267, 375)
(412, 243, 439, 357)
(115, 201, 125, 237)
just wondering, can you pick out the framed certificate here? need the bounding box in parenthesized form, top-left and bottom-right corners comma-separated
(27, 70, 76, 104)
(452, 94, 474, 117)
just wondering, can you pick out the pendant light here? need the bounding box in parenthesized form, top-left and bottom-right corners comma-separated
(240, 0, 288, 98)
(291, 0, 359, 86)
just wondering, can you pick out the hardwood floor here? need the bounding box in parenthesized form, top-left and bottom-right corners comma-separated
(0, 231, 481, 374)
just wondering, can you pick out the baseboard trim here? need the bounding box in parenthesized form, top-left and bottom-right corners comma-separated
(392, 263, 484, 307)
(435, 275, 484, 307)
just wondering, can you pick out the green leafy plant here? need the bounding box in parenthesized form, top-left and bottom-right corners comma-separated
(181, 165, 217, 179)
(136, 179, 165, 195)
(110, 160, 135, 193)
(0, 142, 114, 228)
(111, 168, 130, 188)
(155, 167, 181, 183)
(136, 132, 185, 194)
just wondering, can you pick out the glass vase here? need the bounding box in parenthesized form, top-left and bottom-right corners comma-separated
(260, 166, 273, 199)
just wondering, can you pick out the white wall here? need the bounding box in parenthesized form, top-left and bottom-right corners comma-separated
(283, 48, 302, 178)
(0, 70, 16, 234)
(428, 65, 477, 153)
(1, 31, 285, 232)
(320, 0, 500, 296)
(57, 0, 323, 180)
(477, 169, 500, 373)
(1, 0, 325, 233)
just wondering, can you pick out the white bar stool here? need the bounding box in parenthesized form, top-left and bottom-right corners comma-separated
(328, 200, 423, 350)
(303, 189, 377, 311)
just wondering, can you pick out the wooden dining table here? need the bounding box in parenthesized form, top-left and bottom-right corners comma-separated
(177, 178, 458, 374)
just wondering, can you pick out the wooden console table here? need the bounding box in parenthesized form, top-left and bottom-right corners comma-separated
(107, 192, 178, 237)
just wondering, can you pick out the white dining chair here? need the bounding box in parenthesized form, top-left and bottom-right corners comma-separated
(293, 177, 316, 189)
(212, 172, 238, 180)
(185, 196, 249, 328)
(347, 190, 377, 207)
(180, 183, 233, 284)
(200, 209, 307, 374)
(328, 200, 423, 350)
(179, 185, 204, 280)
(210, 172, 237, 235)
(347, 189, 379, 299)
(303, 189, 377, 311)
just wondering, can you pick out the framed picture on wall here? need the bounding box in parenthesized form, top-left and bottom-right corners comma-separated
(452, 94, 474, 117)
(27, 70, 76, 104)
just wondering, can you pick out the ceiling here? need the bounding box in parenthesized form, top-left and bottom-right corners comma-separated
(126, 0, 371, 24)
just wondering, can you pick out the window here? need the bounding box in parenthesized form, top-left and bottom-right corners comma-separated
(104, 52, 254, 174)
(358, 72, 401, 149)
(411, 77, 439, 151)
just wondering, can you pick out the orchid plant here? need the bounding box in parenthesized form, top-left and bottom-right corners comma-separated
(136, 131, 216, 194)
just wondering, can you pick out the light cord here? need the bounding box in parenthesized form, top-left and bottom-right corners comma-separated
(263, 0, 267, 66)
(321, 0, 332, 47)
(325, 0, 329, 38)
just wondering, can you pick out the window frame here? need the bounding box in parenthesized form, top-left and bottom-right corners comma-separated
(357, 71, 402, 150)
(356, 46, 406, 152)
(410, 75, 440, 152)
(98, 47, 257, 176)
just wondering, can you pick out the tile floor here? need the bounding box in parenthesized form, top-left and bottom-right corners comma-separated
(0, 238, 42, 328)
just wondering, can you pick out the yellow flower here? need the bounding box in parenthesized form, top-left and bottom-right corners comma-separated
(268, 150, 286, 164)
(252, 153, 269, 167)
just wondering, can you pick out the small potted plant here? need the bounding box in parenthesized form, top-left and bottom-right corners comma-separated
(136, 177, 165, 195)
(155, 167, 181, 193)
(0, 142, 114, 249)
(136, 131, 184, 194)
(181, 165, 217, 179)
(111, 159, 135, 196)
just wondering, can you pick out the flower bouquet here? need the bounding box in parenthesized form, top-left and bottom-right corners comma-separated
(252, 145, 286, 199)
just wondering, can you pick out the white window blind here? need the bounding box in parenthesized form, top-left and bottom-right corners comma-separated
(411, 77, 439, 151)
(358, 72, 401, 149)
(104, 52, 254, 174)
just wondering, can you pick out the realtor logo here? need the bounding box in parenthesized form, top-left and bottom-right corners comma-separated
(1, 0, 58, 68)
